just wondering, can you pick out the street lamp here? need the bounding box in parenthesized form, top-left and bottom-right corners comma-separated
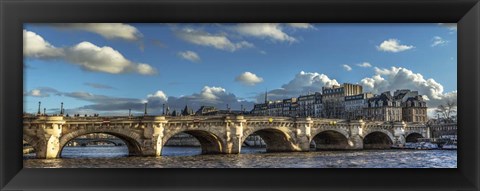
(37, 101, 41, 115)
(162, 103, 165, 115)
(144, 102, 148, 116)
(60, 102, 64, 115)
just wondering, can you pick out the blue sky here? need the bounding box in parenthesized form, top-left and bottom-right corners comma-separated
(23, 23, 457, 116)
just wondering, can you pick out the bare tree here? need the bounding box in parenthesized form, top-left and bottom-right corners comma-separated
(435, 99, 457, 122)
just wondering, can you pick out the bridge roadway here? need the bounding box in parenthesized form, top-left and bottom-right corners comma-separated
(23, 115, 429, 159)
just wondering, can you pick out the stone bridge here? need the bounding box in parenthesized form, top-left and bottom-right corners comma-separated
(23, 115, 429, 159)
(428, 123, 457, 139)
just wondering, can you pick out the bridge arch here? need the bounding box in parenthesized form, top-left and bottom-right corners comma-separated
(405, 132, 424, 143)
(310, 130, 349, 150)
(23, 134, 39, 156)
(162, 129, 225, 155)
(23, 134, 39, 149)
(363, 131, 394, 149)
(59, 129, 143, 158)
(242, 126, 299, 152)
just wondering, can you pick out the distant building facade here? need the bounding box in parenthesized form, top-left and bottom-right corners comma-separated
(344, 93, 374, 120)
(195, 106, 217, 115)
(394, 90, 428, 123)
(322, 83, 363, 119)
(297, 93, 318, 117)
(364, 91, 403, 122)
(195, 106, 249, 116)
(282, 98, 297, 117)
(247, 84, 429, 123)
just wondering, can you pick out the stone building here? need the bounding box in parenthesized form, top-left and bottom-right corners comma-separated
(268, 100, 284, 116)
(402, 96, 428, 122)
(251, 91, 270, 116)
(195, 105, 248, 116)
(363, 91, 403, 122)
(195, 106, 217, 115)
(282, 98, 297, 117)
(297, 93, 317, 117)
(291, 101, 299, 117)
(344, 93, 374, 120)
(251, 103, 268, 116)
(313, 93, 323, 118)
(249, 85, 428, 122)
(322, 83, 363, 119)
(394, 90, 428, 123)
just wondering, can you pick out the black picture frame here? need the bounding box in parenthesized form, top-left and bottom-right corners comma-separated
(1, 0, 479, 190)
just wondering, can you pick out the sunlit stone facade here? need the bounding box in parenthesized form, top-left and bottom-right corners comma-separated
(250, 84, 428, 123)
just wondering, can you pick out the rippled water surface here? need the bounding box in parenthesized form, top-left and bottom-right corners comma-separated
(24, 146, 457, 168)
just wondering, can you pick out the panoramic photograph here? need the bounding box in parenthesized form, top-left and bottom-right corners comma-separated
(22, 23, 457, 168)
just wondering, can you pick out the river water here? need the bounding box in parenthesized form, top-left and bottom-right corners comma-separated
(23, 146, 457, 168)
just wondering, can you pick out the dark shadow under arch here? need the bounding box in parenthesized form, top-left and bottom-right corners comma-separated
(363, 131, 393, 149)
(23, 135, 41, 157)
(311, 130, 349, 150)
(406, 133, 424, 143)
(244, 128, 295, 153)
(60, 132, 142, 158)
(162, 130, 223, 155)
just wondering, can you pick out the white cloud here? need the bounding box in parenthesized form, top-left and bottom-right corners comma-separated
(256, 71, 339, 102)
(199, 86, 227, 100)
(23, 30, 64, 58)
(147, 90, 168, 102)
(24, 87, 61, 97)
(431, 36, 448, 47)
(165, 86, 254, 111)
(177, 50, 200, 62)
(377, 39, 414, 53)
(342, 64, 352, 71)
(53, 23, 142, 41)
(23, 30, 156, 75)
(235, 72, 264, 86)
(65, 41, 156, 75)
(31, 89, 42, 96)
(176, 28, 253, 52)
(135, 63, 157, 75)
(359, 66, 457, 109)
(286, 23, 314, 29)
(284, 71, 339, 91)
(233, 23, 297, 43)
(357, 62, 372, 68)
(438, 23, 457, 31)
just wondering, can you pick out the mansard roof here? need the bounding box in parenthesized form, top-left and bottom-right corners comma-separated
(367, 91, 399, 106)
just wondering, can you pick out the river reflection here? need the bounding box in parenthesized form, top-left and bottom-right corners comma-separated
(23, 146, 457, 168)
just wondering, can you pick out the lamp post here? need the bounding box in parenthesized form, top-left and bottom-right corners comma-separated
(162, 103, 165, 115)
(60, 102, 64, 115)
(37, 102, 41, 115)
(144, 102, 148, 116)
